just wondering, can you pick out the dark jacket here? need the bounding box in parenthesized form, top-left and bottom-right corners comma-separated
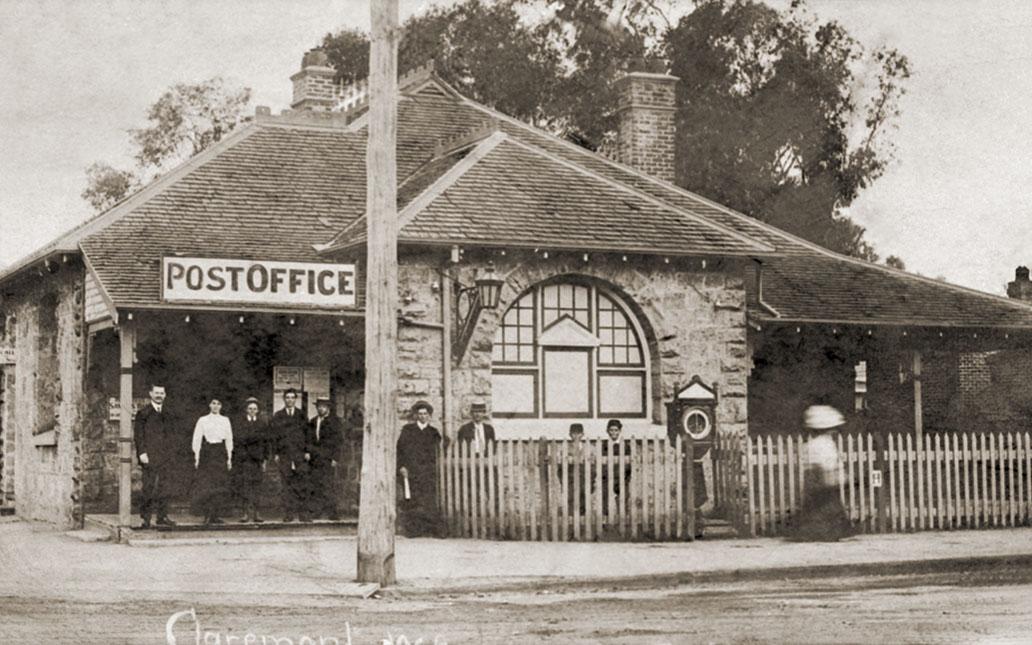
(270, 406, 307, 464)
(397, 422, 442, 486)
(456, 421, 496, 446)
(234, 414, 270, 464)
(134, 403, 175, 466)
(305, 414, 345, 465)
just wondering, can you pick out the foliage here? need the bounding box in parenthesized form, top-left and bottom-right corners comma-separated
(80, 162, 141, 212)
(665, 0, 910, 259)
(324, 1, 563, 128)
(82, 78, 251, 212)
(319, 0, 908, 260)
(885, 255, 906, 270)
(131, 78, 251, 170)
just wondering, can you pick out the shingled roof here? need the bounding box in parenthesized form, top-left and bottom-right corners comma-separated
(10, 69, 1032, 330)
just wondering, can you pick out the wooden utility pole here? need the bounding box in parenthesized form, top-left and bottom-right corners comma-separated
(357, 0, 400, 585)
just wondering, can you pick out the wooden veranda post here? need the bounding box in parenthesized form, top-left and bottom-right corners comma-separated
(117, 319, 135, 528)
(357, 0, 400, 586)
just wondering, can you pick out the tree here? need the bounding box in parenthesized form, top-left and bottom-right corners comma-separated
(324, 1, 564, 128)
(319, 0, 909, 260)
(885, 255, 906, 271)
(665, 0, 910, 259)
(81, 162, 141, 212)
(82, 77, 251, 212)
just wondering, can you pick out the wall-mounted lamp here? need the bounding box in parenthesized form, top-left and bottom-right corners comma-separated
(452, 262, 504, 362)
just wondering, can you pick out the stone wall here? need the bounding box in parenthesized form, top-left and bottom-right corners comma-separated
(1, 266, 85, 527)
(396, 251, 750, 439)
(81, 328, 119, 513)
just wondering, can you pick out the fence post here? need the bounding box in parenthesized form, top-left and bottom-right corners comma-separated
(870, 433, 882, 533)
(685, 433, 696, 540)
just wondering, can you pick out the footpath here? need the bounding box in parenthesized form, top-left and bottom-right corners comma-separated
(3, 517, 1032, 601)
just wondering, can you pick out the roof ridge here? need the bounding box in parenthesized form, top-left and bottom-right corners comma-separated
(453, 93, 1032, 310)
(499, 137, 775, 255)
(433, 118, 501, 158)
(335, 61, 442, 116)
(0, 123, 262, 286)
(314, 130, 509, 255)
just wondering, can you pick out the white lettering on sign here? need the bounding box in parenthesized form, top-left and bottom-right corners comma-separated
(162, 258, 357, 308)
(0, 347, 14, 364)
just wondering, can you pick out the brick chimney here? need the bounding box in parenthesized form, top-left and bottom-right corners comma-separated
(1007, 266, 1032, 302)
(290, 49, 337, 111)
(614, 71, 679, 183)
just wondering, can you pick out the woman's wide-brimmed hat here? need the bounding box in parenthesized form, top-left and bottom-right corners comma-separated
(804, 405, 845, 430)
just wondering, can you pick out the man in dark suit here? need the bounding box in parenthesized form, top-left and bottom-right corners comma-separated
(456, 401, 495, 454)
(397, 400, 444, 537)
(234, 396, 270, 523)
(133, 383, 176, 528)
(305, 396, 344, 521)
(270, 388, 307, 522)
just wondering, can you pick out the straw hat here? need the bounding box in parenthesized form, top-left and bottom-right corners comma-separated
(804, 405, 845, 430)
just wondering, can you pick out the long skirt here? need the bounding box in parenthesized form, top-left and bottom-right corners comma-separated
(786, 467, 854, 542)
(399, 466, 443, 537)
(193, 441, 229, 519)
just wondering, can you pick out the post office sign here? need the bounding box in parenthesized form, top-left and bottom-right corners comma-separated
(162, 257, 357, 308)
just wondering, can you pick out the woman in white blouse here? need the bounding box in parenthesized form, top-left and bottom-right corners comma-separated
(191, 397, 233, 525)
(786, 404, 854, 542)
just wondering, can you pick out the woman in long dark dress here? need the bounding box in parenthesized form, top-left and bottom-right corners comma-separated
(786, 405, 854, 542)
(191, 397, 234, 525)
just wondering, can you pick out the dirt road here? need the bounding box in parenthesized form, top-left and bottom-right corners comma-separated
(4, 565, 1032, 643)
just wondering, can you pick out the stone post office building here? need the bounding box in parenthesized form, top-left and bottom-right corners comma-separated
(2, 52, 1032, 529)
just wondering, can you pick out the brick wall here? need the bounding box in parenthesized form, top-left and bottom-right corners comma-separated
(958, 351, 992, 408)
(290, 65, 337, 111)
(615, 73, 678, 184)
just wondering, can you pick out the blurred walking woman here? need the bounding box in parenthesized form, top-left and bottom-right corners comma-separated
(192, 397, 233, 525)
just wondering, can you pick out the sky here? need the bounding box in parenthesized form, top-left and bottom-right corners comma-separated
(0, 0, 1030, 295)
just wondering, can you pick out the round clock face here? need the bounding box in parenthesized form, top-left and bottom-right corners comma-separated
(681, 407, 712, 441)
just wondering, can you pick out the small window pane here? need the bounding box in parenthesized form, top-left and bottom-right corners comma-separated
(492, 371, 537, 415)
(599, 373, 645, 416)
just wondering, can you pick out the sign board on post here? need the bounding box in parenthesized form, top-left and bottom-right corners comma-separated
(162, 257, 357, 308)
(0, 347, 15, 364)
(870, 470, 883, 488)
(273, 366, 303, 390)
(108, 397, 121, 422)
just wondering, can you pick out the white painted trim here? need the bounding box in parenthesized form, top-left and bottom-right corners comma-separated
(397, 130, 508, 230)
(80, 250, 118, 326)
(539, 317, 600, 347)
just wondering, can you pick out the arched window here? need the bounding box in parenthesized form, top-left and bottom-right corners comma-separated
(491, 281, 649, 419)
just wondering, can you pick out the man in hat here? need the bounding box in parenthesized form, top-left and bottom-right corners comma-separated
(270, 388, 307, 521)
(397, 400, 444, 537)
(304, 396, 345, 521)
(234, 396, 270, 523)
(134, 382, 177, 528)
(456, 401, 495, 454)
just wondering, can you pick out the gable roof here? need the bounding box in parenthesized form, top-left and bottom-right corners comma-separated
(8, 68, 1032, 330)
(319, 128, 774, 257)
